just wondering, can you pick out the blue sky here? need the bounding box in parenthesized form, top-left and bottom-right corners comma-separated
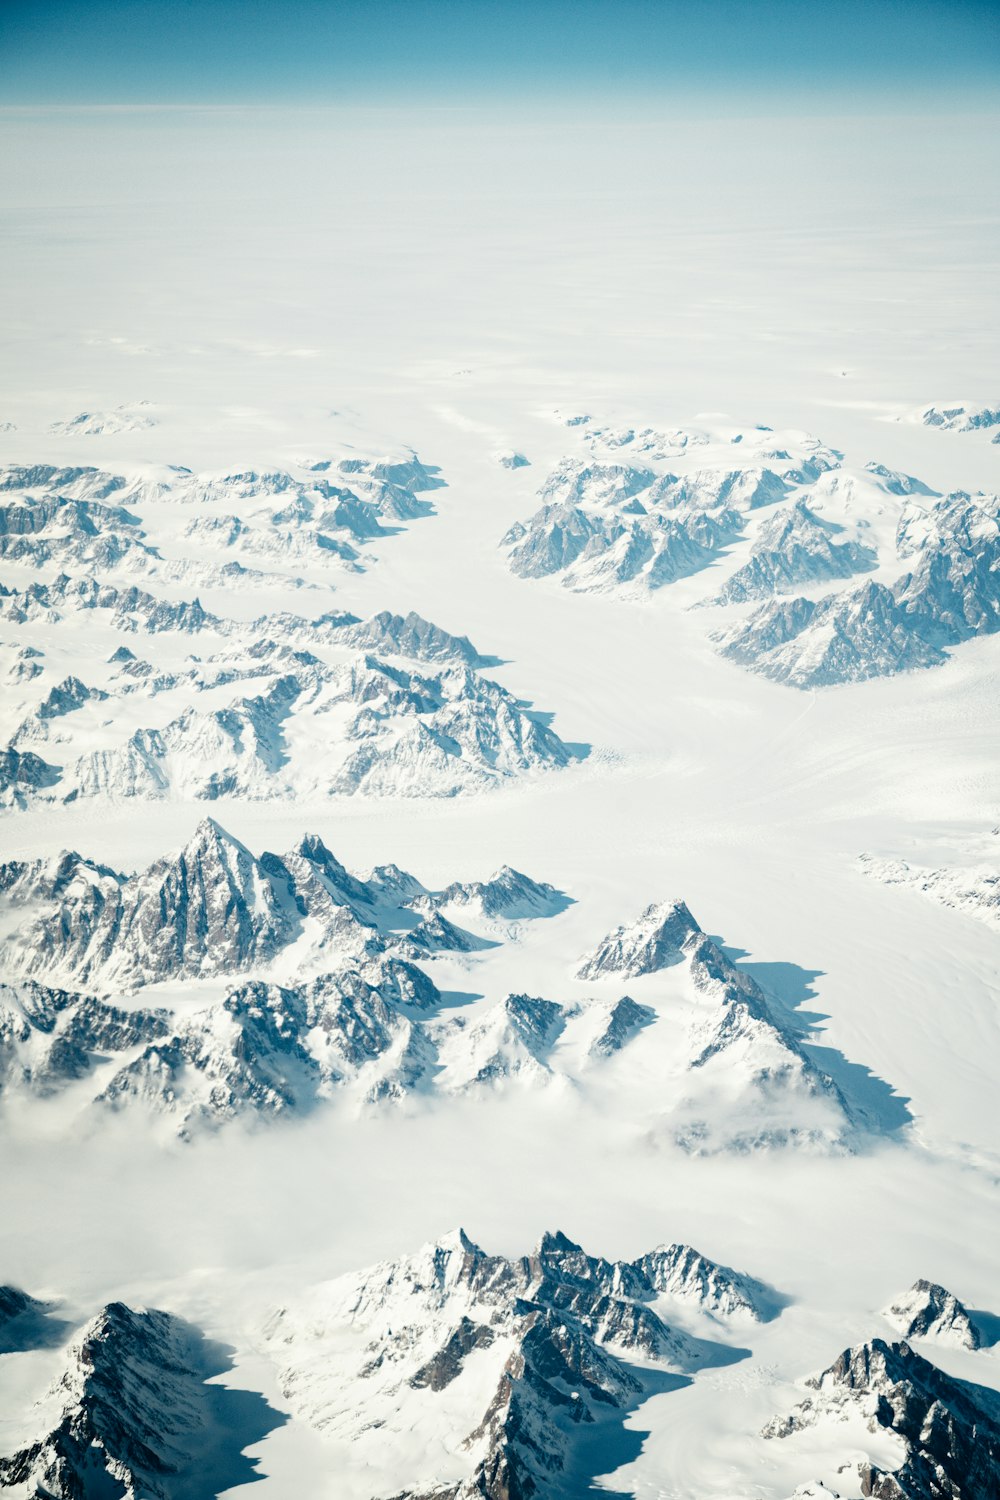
(1, 0, 998, 107)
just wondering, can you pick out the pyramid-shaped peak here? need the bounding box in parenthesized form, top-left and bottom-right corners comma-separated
(181, 817, 253, 855)
(537, 1229, 584, 1256)
(435, 1226, 482, 1256)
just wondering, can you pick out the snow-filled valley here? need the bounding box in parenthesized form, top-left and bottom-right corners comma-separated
(0, 102, 997, 1499)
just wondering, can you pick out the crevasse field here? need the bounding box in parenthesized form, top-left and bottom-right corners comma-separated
(0, 105, 998, 1498)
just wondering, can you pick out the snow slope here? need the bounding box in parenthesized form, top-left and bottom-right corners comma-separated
(0, 104, 997, 1500)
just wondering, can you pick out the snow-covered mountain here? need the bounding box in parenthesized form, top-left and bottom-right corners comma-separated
(709, 499, 877, 604)
(0, 1299, 280, 1497)
(0, 819, 563, 994)
(715, 490, 1000, 687)
(858, 853, 1000, 930)
(883, 1279, 982, 1350)
(573, 895, 884, 1153)
(98, 964, 439, 1136)
(905, 400, 1000, 434)
(49, 401, 157, 436)
(764, 1337, 1000, 1497)
(0, 980, 170, 1099)
(577, 898, 701, 978)
(0, 852, 902, 1154)
(500, 422, 848, 595)
(265, 1227, 770, 1498)
(1, 585, 577, 803)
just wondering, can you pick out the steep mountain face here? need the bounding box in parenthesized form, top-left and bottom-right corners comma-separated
(633, 1243, 775, 1320)
(577, 899, 701, 978)
(0, 1300, 280, 1498)
(0, 845, 904, 1152)
(0, 746, 61, 807)
(416, 866, 568, 923)
(0, 819, 301, 990)
(858, 853, 1000, 930)
(1, 572, 220, 634)
(500, 421, 850, 596)
(894, 492, 1000, 644)
(0, 981, 170, 1099)
(715, 491, 1000, 688)
(99, 961, 440, 1136)
(883, 1280, 982, 1350)
(711, 500, 877, 604)
(764, 1337, 1000, 1498)
(679, 930, 854, 1153)
(584, 994, 654, 1058)
(716, 580, 945, 688)
(0, 820, 561, 995)
(503, 493, 744, 593)
(335, 610, 484, 665)
(3, 587, 575, 806)
(266, 1228, 766, 1498)
(433, 994, 566, 1091)
(576, 896, 867, 1152)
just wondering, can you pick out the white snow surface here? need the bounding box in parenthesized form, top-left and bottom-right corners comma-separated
(0, 104, 998, 1499)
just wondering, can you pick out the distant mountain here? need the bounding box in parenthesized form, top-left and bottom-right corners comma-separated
(49, 401, 156, 436)
(501, 422, 850, 595)
(716, 491, 1000, 687)
(710, 499, 877, 604)
(859, 853, 1000, 930)
(2, 586, 576, 803)
(0, 448, 444, 589)
(907, 400, 1000, 433)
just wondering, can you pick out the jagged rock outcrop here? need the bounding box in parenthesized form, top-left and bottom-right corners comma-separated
(715, 491, 1000, 687)
(98, 962, 439, 1135)
(912, 400, 1000, 432)
(0, 572, 220, 634)
(680, 929, 855, 1152)
(4, 606, 575, 808)
(576, 895, 874, 1151)
(500, 428, 855, 595)
(0, 820, 562, 994)
(0, 1300, 280, 1497)
(266, 1227, 763, 1498)
(577, 899, 701, 978)
(416, 866, 568, 922)
(764, 1337, 1000, 1499)
(503, 493, 743, 593)
(333, 609, 484, 665)
(0, 746, 61, 806)
(0, 981, 170, 1098)
(884, 1280, 982, 1350)
(716, 580, 945, 688)
(7, 645, 44, 683)
(711, 500, 877, 603)
(586, 995, 654, 1057)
